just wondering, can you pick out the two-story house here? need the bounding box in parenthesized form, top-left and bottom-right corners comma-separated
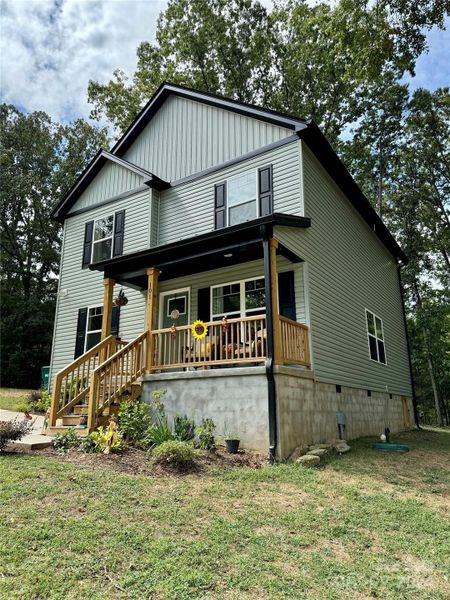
(48, 83, 415, 460)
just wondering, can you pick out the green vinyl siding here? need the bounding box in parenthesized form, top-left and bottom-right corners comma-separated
(157, 140, 302, 246)
(157, 257, 306, 326)
(123, 95, 292, 182)
(275, 143, 411, 395)
(68, 161, 144, 213)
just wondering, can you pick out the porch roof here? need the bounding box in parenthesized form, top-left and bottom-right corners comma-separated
(89, 213, 310, 289)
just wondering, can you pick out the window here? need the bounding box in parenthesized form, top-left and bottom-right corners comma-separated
(211, 277, 265, 320)
(85, 306, 103, 351)
(227, 170, 258, 226)
(366, 310, 386, 364)
(92, 215, 114, 262)
(167, 296, 187, 317)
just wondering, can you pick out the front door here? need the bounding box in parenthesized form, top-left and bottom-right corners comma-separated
(160, 289, 190, 329)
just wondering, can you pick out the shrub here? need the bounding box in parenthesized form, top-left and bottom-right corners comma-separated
(118, 399, 151, 445)
(52, 428, 80, 453)
(174, 415, 195, 442)
(151, 440, 194, 468)
(28, 390, 52, 413)
(16, 402, 31, 413)
(195, 418, 216, 450)
(91, 422, 125, 454)
(144, 419, 174, 449)
(78, 434, 98, 453)
(0, 419, 34, 452)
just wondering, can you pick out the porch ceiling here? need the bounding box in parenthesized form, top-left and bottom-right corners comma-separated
(89, 213, 310, 290)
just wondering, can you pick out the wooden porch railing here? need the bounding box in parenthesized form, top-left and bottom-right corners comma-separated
(150, 315, 267, 371)
(87, 331, 148, 429)
(49, 335, 122, 427)
(279, 316, 311, 367)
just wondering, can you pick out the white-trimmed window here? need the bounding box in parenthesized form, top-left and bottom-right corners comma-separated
(86, 306, 103, 351)
(366, 310, 386, 364)
(92, 215, 114, 262)
(211, 277, 266, 320)
(227, 170, 258, 226)
(167, 295, 187, 317)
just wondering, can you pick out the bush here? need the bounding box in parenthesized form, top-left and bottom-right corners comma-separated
(28, 390, 52, 413)
(144, 419, 174, 449)
(196, 418, 216, 450)
(78, 434, 98, 453)
(52, 428, 80, 453)
(118, 399, 151, 445)
(174, 415, 195, 442)
(0, 419, 34, 452)
(91, 422, 125, 454)
(151, 440, 194, 468)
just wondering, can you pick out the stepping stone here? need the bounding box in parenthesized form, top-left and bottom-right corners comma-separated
(289, 445, 309, 461)
(296, 454, 320, 466)
(12, 434, 52, 450)
(307, 448, 329, 458)
(334, 440, 351, 454)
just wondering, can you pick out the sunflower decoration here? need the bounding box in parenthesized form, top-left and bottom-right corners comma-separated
(192, 319, 208, 340)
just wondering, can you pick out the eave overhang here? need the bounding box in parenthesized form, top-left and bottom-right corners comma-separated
(51, 150, 169, 223)
(89, 213, 311, 289)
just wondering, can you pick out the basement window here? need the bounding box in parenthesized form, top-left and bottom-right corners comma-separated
(366, 310, 387, 364)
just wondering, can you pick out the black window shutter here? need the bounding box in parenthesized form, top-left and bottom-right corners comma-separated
(82, 221, 94, 268)
(74, 307, 88, 358)
(214, 182, 226, 229)
(110, 305, 120, 337)
(197, 287, 211, 322)
(113, 210, 125, 257)
(278, 271, 296, 321)
(258, 165, 273, 216)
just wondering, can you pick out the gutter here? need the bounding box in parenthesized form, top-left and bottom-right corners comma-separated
(262, 229, 278, 463)
(397, 264, 420, 429)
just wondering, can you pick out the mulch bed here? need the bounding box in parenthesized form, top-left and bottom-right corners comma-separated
(6, 444, 266, 477)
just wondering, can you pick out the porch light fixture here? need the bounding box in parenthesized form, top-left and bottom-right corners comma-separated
(224, 253, 233, 258)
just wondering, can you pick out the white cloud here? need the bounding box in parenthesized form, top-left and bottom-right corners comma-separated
(0, 0, 165, 123)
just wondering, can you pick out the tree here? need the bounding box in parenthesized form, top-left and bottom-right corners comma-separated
(0, 106, 108, 388)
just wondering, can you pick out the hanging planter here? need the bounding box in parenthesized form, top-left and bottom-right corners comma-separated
(114, 288, 128, 307)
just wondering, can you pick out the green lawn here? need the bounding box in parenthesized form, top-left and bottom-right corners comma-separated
(1, 428, 449, 600)
(0, 388, 33, 412)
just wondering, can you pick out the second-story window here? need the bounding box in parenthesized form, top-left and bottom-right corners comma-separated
(227, 171, 257, 226)
(92, 215, 114, 262)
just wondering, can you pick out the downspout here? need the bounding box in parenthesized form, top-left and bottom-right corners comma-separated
(262, 228, 278, 463)
(397, 264, 420, 429)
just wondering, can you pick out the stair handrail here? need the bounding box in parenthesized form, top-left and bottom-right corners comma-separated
(49, 335, 119, 427)
(87, 331, 148, 430)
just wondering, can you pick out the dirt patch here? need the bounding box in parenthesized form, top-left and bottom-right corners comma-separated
(8, 444, 266, 477)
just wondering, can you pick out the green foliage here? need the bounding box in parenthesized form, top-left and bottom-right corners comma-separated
(52, 428, 80, 453)
(196, 418, 216, 450)
(118, 399, 151, 445)
(28, 390, 52, 413)
(78, 434, 99, 454)
(151, 440, 195, 468)
(0, 418, 34, 451)
(91, 425, 125, 454)
(173, 414, 196, 441)
(144, 420, 174, 449)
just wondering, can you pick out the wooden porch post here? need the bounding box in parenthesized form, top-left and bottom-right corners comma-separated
(145, 267, 160, 372)
(269, 238, 283, 364)
(101, 277, 116, 340)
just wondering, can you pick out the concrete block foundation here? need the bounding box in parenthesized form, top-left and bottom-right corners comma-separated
(142, 366, 414, 460)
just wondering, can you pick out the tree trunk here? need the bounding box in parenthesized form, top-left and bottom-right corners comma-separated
(425, 348, 443, 426)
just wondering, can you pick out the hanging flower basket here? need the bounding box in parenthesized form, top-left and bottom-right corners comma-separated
(114, 289, 128, 307)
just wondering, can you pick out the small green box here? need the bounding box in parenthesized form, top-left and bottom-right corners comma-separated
(41, 366, 50, 390)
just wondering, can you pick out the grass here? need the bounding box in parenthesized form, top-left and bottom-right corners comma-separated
(0, 388, 34, 412)
(1, 428, 449, 600)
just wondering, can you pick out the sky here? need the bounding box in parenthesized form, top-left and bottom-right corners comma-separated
(1, 0, 449, 127)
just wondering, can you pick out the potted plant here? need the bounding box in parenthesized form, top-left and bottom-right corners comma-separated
(114, 288, 128, 307)
(223, 422, 240, 454)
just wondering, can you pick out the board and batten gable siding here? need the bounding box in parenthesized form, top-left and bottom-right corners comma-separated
(122, 95, 293, 182)
(49, 188, 153, 382)
(157, 256, 306, 327)
(68, 161, 144, 213)
(157, 140, 302, 246)
(275, 143, 412, 396)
